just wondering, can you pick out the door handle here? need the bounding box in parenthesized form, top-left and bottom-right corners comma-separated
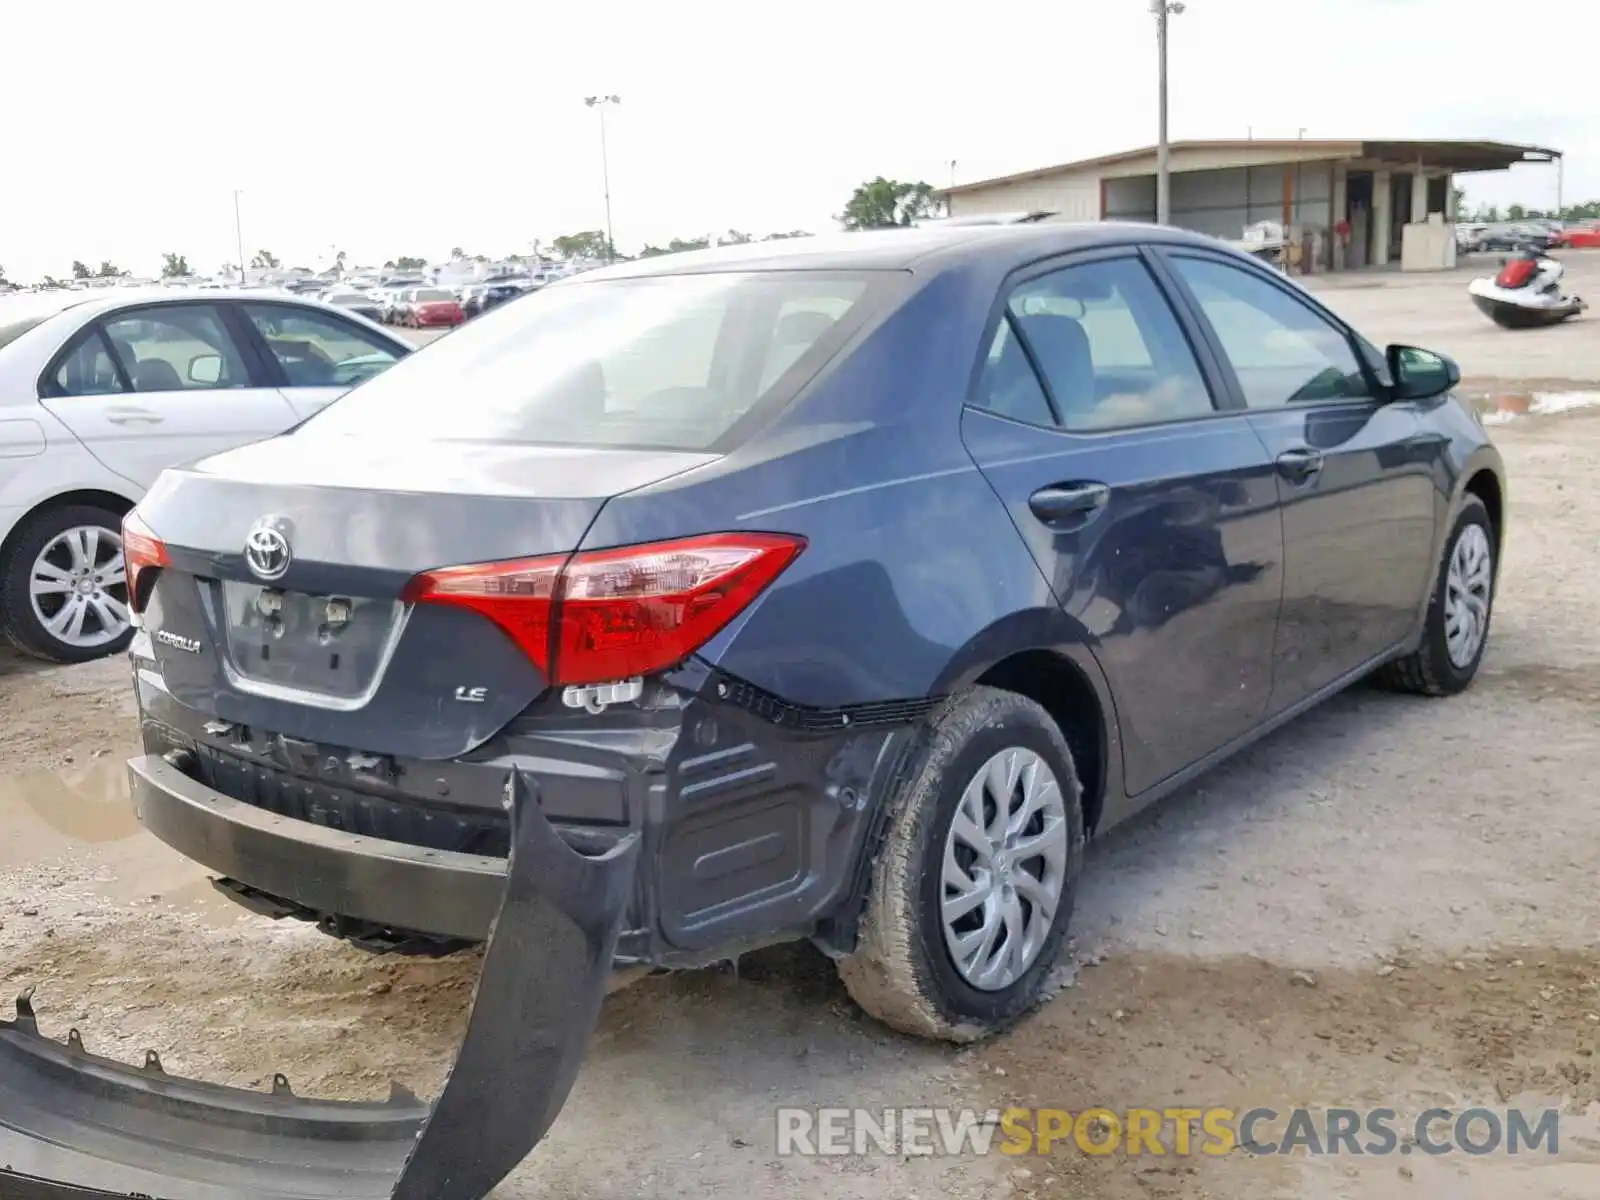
(1275, 447, 1324, 482)
(106, 408, 164, 425)
(1028, 482, 1111, 526)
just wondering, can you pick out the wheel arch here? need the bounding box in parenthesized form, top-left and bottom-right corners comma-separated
(929, 606, 1122, 835)
(1461, 465, 1504, 560)
(0, 488, 138, 571)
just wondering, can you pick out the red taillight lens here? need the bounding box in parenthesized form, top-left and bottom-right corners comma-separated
(121, 510, 170, 614)
(403, 533, 805, 687)
(401, 553, 565, 670)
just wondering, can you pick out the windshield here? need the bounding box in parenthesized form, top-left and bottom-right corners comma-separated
(415, 289, 453, 302)
(300, 271, 891, 451)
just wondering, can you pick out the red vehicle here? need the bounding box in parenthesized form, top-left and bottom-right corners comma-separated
(1558, 224, 1600, 249)
(403, 287, 466, 328)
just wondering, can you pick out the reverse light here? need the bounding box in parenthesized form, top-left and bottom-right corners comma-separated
(402, 533, 806, 687)
(121, 510, 170, 614)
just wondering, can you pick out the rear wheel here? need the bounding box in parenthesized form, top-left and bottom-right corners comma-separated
(1378, 496, 1495, 696)
(1, 504, 134, 663)
(838, 687, 1085, 1042)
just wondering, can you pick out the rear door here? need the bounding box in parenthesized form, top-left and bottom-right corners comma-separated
(234, 302, 408, 420)
(1154, 249, 1439, 710)
(39, 302, 298, 488)
(960, 248, 1285, 797)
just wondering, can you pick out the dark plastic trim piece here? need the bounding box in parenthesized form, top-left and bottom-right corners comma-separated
(709, 669, 943, 734)
(0, 770, 639, 1200)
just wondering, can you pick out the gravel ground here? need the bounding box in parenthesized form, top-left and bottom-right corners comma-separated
(1, 256, 1597, 1199)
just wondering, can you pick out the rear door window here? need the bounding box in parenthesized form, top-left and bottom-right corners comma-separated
(973, 316, 1056, 426)
(1005, 257, 1217, 430)
(299, 272, 892, 451)
(99, 305, 253, 393)
(51, 332, 127, 396)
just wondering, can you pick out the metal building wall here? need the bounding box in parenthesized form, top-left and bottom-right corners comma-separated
(1102, 162, 1338, 240)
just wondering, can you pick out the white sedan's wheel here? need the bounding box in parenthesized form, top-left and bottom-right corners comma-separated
(2, 505, 136, 663)
(29, 525, 130, 651)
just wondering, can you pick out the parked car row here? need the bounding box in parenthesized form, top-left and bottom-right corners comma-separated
(1456, 220, 1563, 254)
(1557, 223, 1600, 249)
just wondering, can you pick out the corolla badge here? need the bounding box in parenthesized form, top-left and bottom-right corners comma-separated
(244, 517, 293, 581)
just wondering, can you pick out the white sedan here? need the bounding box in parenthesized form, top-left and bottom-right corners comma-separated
(0, 288, 411, 663)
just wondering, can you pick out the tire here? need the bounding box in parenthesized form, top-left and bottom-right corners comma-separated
(1, 503, 135, 664)
(838, 686, 1086, 1042)
(1377, 496, 1496, 696)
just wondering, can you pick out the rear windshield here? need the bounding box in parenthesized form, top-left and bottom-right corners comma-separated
(300, 271, 892, 451)
(0, 293, 89, 351)
(0, 314, 53, 352)
(414, 289, 453, 301)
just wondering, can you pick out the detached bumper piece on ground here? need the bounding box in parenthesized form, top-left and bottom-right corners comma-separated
(0, 773, 638, 1200)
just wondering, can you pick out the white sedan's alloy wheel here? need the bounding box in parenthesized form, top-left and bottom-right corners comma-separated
(28, 525, 131, 650)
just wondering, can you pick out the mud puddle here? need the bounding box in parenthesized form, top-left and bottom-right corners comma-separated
(0, 757, 239, 920)
(979, 949, 1600, 1199)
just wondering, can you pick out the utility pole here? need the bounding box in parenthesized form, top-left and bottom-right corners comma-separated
(232, 190, 246, 284)
(584, 95, 620, 264)
(1151, 0, 1185, 226)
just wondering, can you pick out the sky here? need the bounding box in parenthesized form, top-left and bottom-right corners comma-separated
(2, 0, 1592, 282)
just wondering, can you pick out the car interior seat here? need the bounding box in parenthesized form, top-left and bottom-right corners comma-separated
(131, 358, 184, 392)
(761, 309, 838, 391)
(1015, 312, 1097, 424)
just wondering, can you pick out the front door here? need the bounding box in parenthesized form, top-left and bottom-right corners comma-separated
(1156, 250, 1439, 710)
(961, 248, 1285, 797)
(40, 302, 297, 488)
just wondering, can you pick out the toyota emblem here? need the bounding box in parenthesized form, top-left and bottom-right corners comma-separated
(244, 519, 293, 581)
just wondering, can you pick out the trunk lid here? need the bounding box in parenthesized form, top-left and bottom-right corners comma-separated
(137, 434, 716, 759)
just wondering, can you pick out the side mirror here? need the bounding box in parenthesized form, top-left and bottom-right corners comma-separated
(1386, 344, 1459, 401)
(187, 353, 222, 385)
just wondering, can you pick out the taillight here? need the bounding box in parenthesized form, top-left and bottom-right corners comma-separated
(403, 533, 805, 686)
(121, 510, 170, 614)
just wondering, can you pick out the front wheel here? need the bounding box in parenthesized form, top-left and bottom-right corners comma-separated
(838, 687, 1085, 1042)
(1378, 496, 1496, 696)
(0, 504, 134, 663)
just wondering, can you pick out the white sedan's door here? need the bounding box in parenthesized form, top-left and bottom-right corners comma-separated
(39, 302, 298, 488)
(235, 301, 408, 421)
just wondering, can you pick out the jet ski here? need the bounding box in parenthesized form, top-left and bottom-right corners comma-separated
(1468, 246, 1586, 329)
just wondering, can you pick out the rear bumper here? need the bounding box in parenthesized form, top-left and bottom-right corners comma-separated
(128, 754, 504, 941)
(0, 770, 639, 1200)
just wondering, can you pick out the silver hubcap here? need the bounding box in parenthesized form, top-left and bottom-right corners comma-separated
(28, 525, 130, 650)
(940, 747, 1070, 992)
(1443, 523, 1493, 669)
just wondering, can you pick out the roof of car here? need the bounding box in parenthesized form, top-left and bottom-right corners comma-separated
(0, 286, 384, 325)
(574, 222, 1231, 281)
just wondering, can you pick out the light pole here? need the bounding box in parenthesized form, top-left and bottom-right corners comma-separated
(584, 95, 620, 263)
(232, 190, 246, 284)
(1151, 0, 1185, 226)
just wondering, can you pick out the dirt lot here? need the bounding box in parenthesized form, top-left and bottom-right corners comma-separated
(2, 254, 1598, 1199)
